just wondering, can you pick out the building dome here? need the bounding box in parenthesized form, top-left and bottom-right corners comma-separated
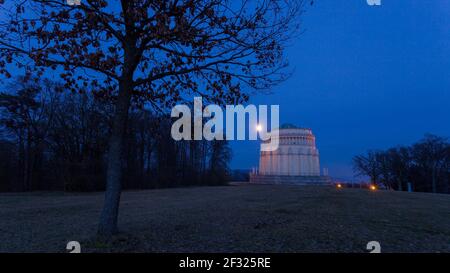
(258, 125, 320, 176)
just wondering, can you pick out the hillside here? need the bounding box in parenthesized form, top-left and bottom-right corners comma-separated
(0, 184, 449, 252)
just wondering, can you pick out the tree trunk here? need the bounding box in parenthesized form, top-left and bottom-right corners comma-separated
(431, 167, 437, 193)
(97, 80, 132, 237)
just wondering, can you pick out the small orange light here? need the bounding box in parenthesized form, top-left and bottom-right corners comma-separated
(336, 183, 342, 189)
(370, 185, 377, 191)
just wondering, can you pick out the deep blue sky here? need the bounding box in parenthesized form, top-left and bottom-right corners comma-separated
(229, 0, 450, 180)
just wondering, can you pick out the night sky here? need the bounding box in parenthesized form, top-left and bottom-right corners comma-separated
(229, 0, 450, 180)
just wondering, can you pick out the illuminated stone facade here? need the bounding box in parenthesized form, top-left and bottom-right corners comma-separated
(250, 124, 330, 185)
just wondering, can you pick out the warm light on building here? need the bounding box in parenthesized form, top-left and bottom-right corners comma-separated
(370, 185, 377, 191)
(336, 183, 342, 189)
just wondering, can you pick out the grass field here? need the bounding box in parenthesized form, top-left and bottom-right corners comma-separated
(0, 184, 449, 253)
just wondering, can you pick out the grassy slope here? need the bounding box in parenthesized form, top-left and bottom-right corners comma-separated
(0, 185, 449, 253)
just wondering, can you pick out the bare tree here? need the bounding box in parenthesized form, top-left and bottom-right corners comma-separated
(384, 147, 412, 191)
(353, 135, 449, 193)
(412, 134, 449, 193)
(0, 0, 304, 236)
(0, 78, 59, 190)
(353, 150, 381, 185)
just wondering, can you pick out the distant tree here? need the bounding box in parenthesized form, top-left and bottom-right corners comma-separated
(376, 151, 395, 189)
(353, 150, 381, 185)
(123, 109, 158, 188)
(354, 134, 450, 194)
(0, 78, 59, 191)
(48, 90, 112, 191)
(386, 147, 412, 191)
(0, 0, 305, 236)
(0, 77, 233, 193)
(373, 147, 413, 191)
(411, 134, 449, 193)
(208, 139, 232, 185)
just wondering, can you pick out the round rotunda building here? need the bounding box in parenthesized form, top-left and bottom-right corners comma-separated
(250, 124, 330, 185)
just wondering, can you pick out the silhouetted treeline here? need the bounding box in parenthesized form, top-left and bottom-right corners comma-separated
(353, 135, 450, 194)
(0, 79, 231, 192)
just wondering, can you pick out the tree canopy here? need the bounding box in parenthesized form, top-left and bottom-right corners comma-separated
(0, 0, 303, 106)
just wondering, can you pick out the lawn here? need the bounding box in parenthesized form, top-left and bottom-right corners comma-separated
(0, 184, 449, 253)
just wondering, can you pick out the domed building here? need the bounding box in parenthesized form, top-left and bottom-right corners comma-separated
(250, 124, 330, 185)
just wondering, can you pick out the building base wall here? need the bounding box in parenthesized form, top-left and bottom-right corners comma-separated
(249, 174, 331, 185)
